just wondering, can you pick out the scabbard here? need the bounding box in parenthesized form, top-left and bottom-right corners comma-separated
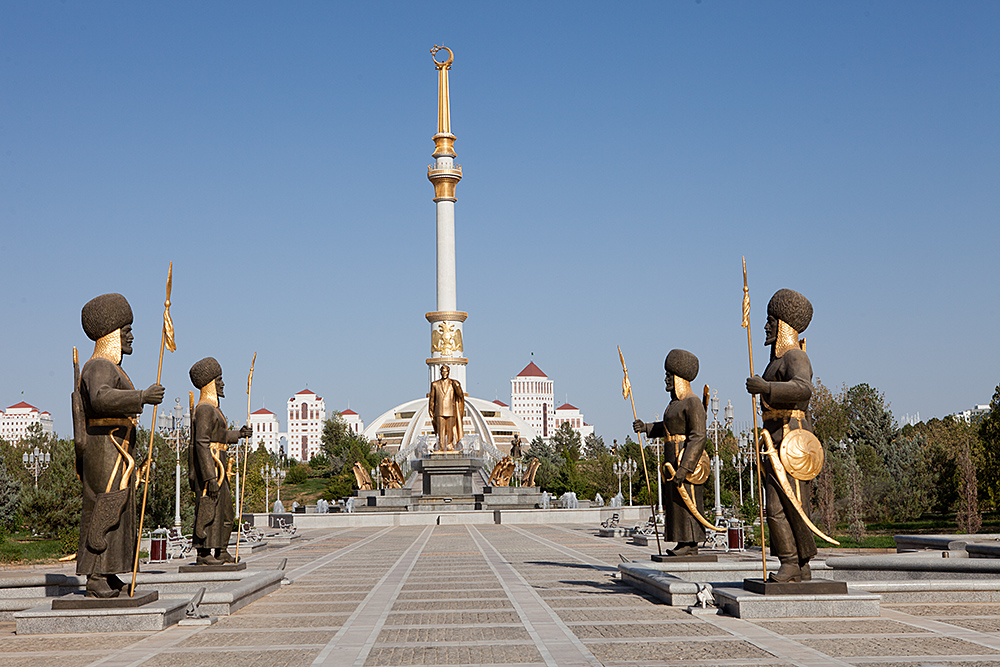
(85, 487, 130, 554)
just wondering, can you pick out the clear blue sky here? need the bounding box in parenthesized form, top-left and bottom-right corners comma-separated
(2, 2, 998, 442)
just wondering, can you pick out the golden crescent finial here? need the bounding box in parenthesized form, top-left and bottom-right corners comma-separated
(430, 45, 454, 69)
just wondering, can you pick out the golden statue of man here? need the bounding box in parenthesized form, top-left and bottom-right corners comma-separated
(428, 365, 465, 451)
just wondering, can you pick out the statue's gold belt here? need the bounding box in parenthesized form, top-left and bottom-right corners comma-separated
(761, 408, 805, 422)
(665, 434, 686, 442)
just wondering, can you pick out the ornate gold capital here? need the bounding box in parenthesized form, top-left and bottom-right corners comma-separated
(426, 311, 468, 323)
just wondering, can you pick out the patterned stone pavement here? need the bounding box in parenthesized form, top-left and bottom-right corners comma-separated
(4, 523, 1000, 665)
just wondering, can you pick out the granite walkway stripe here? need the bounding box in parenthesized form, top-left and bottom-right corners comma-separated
(506, 525, 620, 572)
(698, 613, 854, 667)
(285, 526, 397, 581)
(468, 524, 603, 667)
(310, 525, 434, 667)
(84, 626, 204, 667)
(881, 607, 1000, 652)
(242, 526, 370, 564)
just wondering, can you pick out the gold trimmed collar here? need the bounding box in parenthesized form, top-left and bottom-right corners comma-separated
(673, 376, 694, 400)
(774, 319, 802, 358)
(198, 381, 220, 408)
(91, 329, 122, 365)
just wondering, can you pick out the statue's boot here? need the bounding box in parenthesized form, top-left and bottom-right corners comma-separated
(85, 574, 120, 599)
(196, 549, 224, 566)
(668, 542, 698, 557)
(106, 573, 126, 593)
(216, 549, 236, 564)
(767, 518, 801, 582)
(798, 559, 812, 581)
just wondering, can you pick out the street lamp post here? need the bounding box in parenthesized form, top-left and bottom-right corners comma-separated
(710, 392, 723, 526)
(22, 447, 50, 488)
(724, 400, 734, 508)
(622, 458, 637, 506)
(274, 467, 287, 505)
(157, 397, 190, 531)
(646, 426, 664, 523)
(261, 465, 283, 511)
(613, 459, 625, 499)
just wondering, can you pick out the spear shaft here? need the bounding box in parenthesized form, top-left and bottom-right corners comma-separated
(742, 257, 768, 578)
(131, 262, 174, 597)
(618, 346, 662, 556)
(235, 352, 256, 563)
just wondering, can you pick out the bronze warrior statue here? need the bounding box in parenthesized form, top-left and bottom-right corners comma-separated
(633, 349, 709, 557)
(746, 288, 817, 583)
(428, 365, 465, 452)
(75, 293, 164, 598)
(189, 357, 251, 566)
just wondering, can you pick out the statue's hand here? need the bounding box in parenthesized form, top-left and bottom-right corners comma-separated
(746, 376, 770, 396)
(632, 419, 648, 435)
(206, 479, 220, 499)
(239, 425, 252, 439)
(142, 384, 165, 405)
(673, 466, 690, 485)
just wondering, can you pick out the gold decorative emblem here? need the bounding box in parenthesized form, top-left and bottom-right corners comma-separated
(431, 321, 463, 356)
(779, 429, 824, 481)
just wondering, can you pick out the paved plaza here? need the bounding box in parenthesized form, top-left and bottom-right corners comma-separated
(5, 524, 1000, 666)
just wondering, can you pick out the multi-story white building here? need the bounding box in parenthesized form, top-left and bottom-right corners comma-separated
(339, 409, 364, 434)
(510, 362, 555, 440)
(250, 407, 281, 455)
(954, 404, 991, 424)
(554, 402, 594, 442)
(287, 389, 326, 461)
(1, 402, 54, 443)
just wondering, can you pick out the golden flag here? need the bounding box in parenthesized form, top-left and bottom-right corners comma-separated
(741, 256, 751, 330)
(247, 352, 256, 395)
(617, 345, 632, 400)
(163, 262, 176, 352)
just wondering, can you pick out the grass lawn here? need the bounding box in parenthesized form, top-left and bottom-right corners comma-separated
(0, 533, 66, 564)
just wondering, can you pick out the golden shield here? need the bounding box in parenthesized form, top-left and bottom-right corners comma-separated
(687, 450, 711, 485)
(779, 429, 824, 481)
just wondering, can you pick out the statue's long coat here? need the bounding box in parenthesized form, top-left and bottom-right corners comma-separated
(760, 348, 816, 563)
(189, 402, 240, 549)
(76, 357, 142, 575)
(648, 394, 707, 543)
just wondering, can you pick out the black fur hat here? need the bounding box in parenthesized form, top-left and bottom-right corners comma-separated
(81, 293, 133, 341)
(664, 349, 699, 382)
(189, 357, 222, 389)
(767, 288, 813, 333)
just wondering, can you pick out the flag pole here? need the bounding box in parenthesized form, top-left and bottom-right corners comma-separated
(742, 257, 768, 578)
(131, 262, 175, 597)
(618, 346, 663, 556)
(235, 352, 256, 563)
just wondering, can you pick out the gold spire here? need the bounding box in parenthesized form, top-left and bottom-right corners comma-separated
(428, 45, 462, 200)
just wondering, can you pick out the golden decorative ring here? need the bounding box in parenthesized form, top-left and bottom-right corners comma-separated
(430, 45, 454, 68)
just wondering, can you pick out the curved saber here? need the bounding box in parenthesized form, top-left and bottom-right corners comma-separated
(664, 462, 724, 533)
(760, 430, 840, 545)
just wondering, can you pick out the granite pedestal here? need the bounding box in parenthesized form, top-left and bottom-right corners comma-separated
(411, 454, 484, 496)
(355, 487, 413, 512)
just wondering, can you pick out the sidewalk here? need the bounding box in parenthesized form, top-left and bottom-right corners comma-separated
(2, 523, 1000, 666)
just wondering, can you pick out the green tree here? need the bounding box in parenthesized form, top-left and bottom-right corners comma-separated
(526, 436, 562, 492)
(551, 422, 582, 461)
(19, 434, 80, 540)
(0, 459, 21, 533)
(978, 383, 1000, 509)
(583, 433, 607, 458)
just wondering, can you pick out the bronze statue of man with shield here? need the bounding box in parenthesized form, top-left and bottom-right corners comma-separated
(746, 288, 824, 583)
(633, 349, 710, 556)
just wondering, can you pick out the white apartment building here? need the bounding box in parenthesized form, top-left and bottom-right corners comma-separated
(954, 404, 991, 424)
(1, 402, 54, 443)
(554, 402, 594, 442)
(250, 407, 281, 455)
(287, 389, 326, 461)
(339, 409, 364, 434)
(510, 362, 555, 440)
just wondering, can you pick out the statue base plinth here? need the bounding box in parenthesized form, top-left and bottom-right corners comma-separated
(412, 456, 484, 496)
(178, 562, 247, 574)
(742, 578, 848, 595)
(52, 590, 159, 609)
(651, 553, 719, 563)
